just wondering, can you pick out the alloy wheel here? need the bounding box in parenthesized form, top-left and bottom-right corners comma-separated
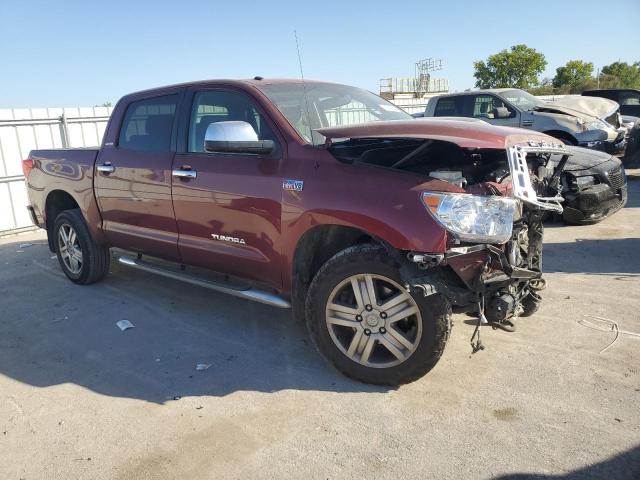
(325, 273, 422, 368)
(58, 223, 83, 275)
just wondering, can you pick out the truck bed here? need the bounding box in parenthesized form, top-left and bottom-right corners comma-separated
(26, 148, 103, 243)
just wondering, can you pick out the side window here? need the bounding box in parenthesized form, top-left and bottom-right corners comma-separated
(188, 90, 276, 153)
(434, 97, 464, 117)
(619, 91, 640, 106)
(473, 95, 496, 118)
(472, 95, 512, 118)
(118, 95, 177, 152)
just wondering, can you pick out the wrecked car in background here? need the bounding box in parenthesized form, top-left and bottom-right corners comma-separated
(420, 90, 628, 224)
(582, 88, 640, 119)
(25, 79, 566, 385)
(555, 146, 627, 224)
(581, 89, 640, 166)
(624, 120, 640, 167)
(424, 88, 627, 154)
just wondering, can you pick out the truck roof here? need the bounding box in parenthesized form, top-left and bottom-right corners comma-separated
(123, 78, 342, 97)
(432, 88, 520, 98)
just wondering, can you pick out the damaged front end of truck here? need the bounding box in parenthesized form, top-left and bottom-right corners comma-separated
(406, 142, 568, 351)
(320, 121, 569, 350)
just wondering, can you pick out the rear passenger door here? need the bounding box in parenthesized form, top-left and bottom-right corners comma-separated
(95, 91, 182, 260)
(432, 96, 465, 117)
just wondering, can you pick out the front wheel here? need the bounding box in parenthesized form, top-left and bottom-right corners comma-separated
(305, 244, 451, 385)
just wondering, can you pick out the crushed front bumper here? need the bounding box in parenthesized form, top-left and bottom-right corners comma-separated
(563, 183, 627, 224)
(579, 131, 627, 155)
(407, 143, 566, 313)
(562, 163, 628, 224)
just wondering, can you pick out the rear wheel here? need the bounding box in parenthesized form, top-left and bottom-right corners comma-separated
(305, 244, 451, 385)
(54, 209, 110, 284)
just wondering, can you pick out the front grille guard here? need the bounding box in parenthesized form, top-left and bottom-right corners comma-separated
(506, 145, 566, 213)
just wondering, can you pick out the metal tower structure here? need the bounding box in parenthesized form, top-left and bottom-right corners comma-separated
(414, 58, 444, 94)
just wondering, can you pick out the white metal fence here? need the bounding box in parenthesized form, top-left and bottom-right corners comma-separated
(0, 106, 112, 234)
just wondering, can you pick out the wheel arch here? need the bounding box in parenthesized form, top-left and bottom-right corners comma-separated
(290, 224, 393, 323)
(44, 190, 81, 251)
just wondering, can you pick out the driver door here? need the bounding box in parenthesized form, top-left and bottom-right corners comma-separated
(171, 88, 284, 289)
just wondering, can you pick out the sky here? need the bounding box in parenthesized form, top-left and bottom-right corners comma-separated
(1, 0, 639, 108)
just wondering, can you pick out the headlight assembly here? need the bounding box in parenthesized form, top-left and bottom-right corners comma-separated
(422, 192, 517, 244)
(584, 119, 610, 131)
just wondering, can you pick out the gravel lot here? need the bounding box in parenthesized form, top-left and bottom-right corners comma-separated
(1, 174, 639, 480)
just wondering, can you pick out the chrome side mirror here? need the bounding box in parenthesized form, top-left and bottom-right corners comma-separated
(203, 121, 274, 155)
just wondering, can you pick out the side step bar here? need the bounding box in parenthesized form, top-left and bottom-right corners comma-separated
(118, 255, 291, 309)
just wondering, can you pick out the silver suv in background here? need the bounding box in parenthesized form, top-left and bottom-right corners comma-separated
(421, 89, 626, 154)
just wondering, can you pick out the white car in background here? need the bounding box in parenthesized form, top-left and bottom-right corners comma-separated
(421, 88, 626, 154)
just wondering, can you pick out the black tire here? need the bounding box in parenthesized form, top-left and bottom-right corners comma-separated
(520, 291, 541, 317)
(305, 244, 451, 386)
(53, 209, 110, 285)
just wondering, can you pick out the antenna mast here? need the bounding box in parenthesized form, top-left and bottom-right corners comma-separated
(294, 30, 314, 143)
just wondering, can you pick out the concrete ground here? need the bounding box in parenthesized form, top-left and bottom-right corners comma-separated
(1, 177, 639, 480)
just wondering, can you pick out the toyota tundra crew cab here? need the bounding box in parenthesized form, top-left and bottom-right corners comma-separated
(24, 79, 567, 385)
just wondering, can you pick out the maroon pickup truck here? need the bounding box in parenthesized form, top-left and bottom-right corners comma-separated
(23, 78, 567, 385)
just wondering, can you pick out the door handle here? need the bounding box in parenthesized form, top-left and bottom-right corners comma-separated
(172, 168, 197, 179)
(97, 163, 115, 174)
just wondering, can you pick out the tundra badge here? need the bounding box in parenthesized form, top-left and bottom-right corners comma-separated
(283, 179, 304, 192)
(211, 234, 246, 245)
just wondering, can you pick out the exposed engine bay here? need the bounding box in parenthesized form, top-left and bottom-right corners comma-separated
(329, 137, 568, 349)
(329, 137, 564, 198)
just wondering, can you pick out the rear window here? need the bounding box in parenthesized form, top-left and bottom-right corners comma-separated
(620, 91, 640, 105)
(118, 95, 178, 152)
(434, 97, 464, 117)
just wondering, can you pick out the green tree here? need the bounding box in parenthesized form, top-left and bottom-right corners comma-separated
(473, 44, 547, 89)
(552, 60, 594, 91)
(527, 77, 556, 96)
(600, 62, 640, 89)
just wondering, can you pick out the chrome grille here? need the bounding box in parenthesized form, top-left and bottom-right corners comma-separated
(608, 165, 625, 189)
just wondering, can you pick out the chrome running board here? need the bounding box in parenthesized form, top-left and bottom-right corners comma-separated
(118, 255, 291, 309)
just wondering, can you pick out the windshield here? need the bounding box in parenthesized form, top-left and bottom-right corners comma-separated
(257, 82, 411, 145)
(500, 89, 546, 112)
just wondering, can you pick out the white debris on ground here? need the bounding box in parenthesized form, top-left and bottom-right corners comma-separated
(116, 320, 135, 331)
(579, 314, 640, 353)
